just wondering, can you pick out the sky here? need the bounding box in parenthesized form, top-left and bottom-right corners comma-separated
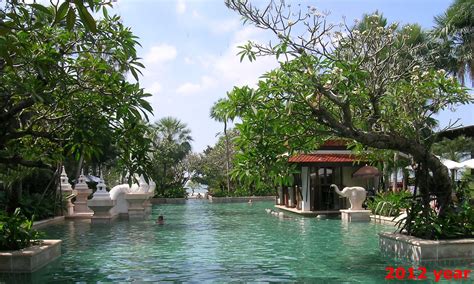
(75, 0, 474, 151)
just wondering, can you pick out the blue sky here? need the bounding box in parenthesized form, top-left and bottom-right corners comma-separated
(111, 0, 472, 151)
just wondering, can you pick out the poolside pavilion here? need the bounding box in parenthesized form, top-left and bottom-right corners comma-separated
(276, 140, 377, 216)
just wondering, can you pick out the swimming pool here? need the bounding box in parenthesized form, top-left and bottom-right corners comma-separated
(0, 201, 463, 282)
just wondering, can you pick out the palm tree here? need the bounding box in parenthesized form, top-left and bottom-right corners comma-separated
(434, 0, 473, 85)
(210, 99, 232, 193)
(151, 117, 193, 194)
(432, 136, 474, 162)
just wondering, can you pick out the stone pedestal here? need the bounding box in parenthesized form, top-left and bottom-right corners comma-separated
(87, 176, 116, 224)
(58, 166, 76, 216)
(125, 193, 148, 220)
(66, 200, 75, 216)
(87, 199, 116, 224)
(340, 209, 371, 222)
(74, 193, 92, 214)
(144, 195, 153, 215)
(74, 173, 93, 214)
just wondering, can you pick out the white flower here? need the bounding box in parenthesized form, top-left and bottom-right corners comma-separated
(323, 80, 332, 89)
(332, 67, 343, 75)
(437, 69, 446, 75)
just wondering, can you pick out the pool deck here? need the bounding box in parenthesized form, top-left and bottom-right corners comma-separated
(274, 205, 341, 217)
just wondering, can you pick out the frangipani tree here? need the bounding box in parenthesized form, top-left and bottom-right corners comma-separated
(0, 0, 154, 214)
(0, 0, 153, 178)
(222, 1, 472, 235)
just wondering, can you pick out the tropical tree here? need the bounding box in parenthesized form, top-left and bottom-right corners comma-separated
(434, 0, 474, 85)
(149, 117, 193, 195)
(210, 99, 233, 193)
(432, 136, 474, 162)
(222, 1, 472, 238)
(0, 1, 153, 212)
(192, 129, 239, 193)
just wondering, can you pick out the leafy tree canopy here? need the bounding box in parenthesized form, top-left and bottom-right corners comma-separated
(222, 0, 472, 220)
(0, 0, 153, 181)
(434, 0, 474, 85)
(149, 117, 193, 195)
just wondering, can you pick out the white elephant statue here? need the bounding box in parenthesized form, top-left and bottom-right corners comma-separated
(330, 184, 367, 210)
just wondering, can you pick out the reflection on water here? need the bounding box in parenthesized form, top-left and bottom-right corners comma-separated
(0, 201, 467, 283)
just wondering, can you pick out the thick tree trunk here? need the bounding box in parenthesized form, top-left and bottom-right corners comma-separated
(348, 131, 453, 214)
(425, 153, 452, 216)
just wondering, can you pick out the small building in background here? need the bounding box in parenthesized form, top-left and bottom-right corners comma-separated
(277, 140, 377, 216)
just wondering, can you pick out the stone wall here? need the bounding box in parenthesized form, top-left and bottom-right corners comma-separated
(32, 216, 65, 229)
(379, 232, 474, 265)
(150, 198, 187, 204)
(0, 240, 62, 273)
(208, 196, 276, 203)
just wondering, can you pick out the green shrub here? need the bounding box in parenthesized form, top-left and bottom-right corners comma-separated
(209, 186, 275, 197)
(367, 190, 411, 216)
(397, 198, 473, 240)
(154, 187, 187, 198)
(209, 188, 228, 197)
(0, 208, 43, 251)
(19, 193, 66, 221)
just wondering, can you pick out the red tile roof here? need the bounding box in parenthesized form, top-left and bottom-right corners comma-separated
(288, 153, 361, 163)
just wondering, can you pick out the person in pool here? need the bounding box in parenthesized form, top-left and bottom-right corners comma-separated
(156, 215, 164, 225)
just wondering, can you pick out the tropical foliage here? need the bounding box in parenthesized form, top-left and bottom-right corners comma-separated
(432, 136, 474, 162)
(192, 130, 238, 193)
(367, 191, 411, 217)
(433, 0, 473, 85)
(0, 0, 153, 216)
(149, 117, 193, 197)
(0, 208, 42, 251)
(221, 0, 472, 238)
(397, 196, 473, 240)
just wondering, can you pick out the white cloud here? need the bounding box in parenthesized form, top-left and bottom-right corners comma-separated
(176, 76, 217, 95)
(184, 57, 195, 65)
(177, 0, 186, 14)
(210, 19, 240, 34)
(189, 9, 240, 35)
(192, 10, 201, 19)
(146, 82, 162, 95)
(144, 44, 177, 64)
(211, 26, 278, 87)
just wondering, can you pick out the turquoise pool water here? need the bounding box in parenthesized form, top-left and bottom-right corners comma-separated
(1, 201, 468, 283)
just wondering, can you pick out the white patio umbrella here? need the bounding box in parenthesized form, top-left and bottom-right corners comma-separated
(437, 156, 464, 170)
(460, 159, 474, 169)
(437, 156, 465, 181)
